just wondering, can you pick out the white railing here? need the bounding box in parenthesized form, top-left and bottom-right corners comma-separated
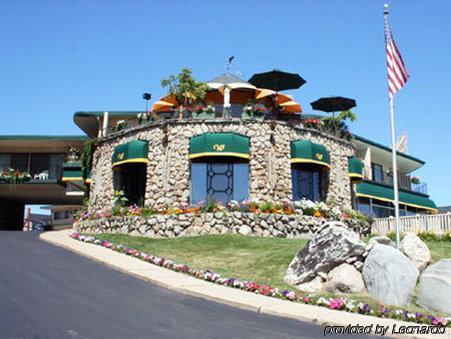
(372, 213, 451, 236)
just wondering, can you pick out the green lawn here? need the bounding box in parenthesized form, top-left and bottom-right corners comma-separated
(91, 233, 305, 291)
(90, 233, 451, 312)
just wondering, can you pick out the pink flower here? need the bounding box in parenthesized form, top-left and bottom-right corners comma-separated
(328, 298, 345, 310)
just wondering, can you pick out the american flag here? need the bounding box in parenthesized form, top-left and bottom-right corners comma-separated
(385, 17, 409, 98)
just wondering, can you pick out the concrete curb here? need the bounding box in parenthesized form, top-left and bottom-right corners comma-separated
(40, 230, 450, 339)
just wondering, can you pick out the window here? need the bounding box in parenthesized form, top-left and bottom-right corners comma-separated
(291, 163, 327, 202)
(371, 163, 384, 183)
(0, 154, 11, 171)
(54, 210, 71, 220)
(113, 163, 147, 206)
(190, 158, 249, 204)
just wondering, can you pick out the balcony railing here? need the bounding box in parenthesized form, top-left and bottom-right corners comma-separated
(368, 174, 428, 195)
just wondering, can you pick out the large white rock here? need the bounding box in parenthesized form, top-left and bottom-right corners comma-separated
(325, 263, 365, 293)
(417, 259, 451, 315)
(362, 243, 419, 306)
(285, 222, 366, 285)
(400, 233, 431, 271)
(295, 276, 324, 293)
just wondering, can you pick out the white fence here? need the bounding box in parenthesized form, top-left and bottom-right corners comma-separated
(372, 213, 451, 236)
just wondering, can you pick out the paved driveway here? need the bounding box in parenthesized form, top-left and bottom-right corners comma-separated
(0, 231, 369, 338)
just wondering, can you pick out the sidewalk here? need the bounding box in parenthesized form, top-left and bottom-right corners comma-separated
(40, 230, 450, 339)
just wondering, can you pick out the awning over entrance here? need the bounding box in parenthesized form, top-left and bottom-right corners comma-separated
(290, 140, 330, 168)
(189, 133, 250, 159)
(356, 181, 437, 212)
(62, 162, 83, 181)
(348, 156, 364, 180)
(112, 140, 149, 167)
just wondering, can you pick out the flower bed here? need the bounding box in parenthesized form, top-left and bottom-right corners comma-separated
(77, 199, 372, 224)
(69, 231, 449, 327)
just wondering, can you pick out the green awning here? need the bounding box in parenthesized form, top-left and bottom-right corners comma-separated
(291, 140, 330, 168)
(189, 133, 249, 159)
(348, 156, 364, 180)
(356, 181, 437, 212)
(112, 140, 149, 167)
(62, 162, 83, 181)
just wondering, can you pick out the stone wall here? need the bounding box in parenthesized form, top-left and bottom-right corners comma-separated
(74, 212, 371, 238)
(89, 119, 354, 213)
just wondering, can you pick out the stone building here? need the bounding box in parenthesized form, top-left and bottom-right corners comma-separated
(87, 119, 356, 213)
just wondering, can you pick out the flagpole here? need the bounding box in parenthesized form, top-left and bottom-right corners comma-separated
(384, 4, 401, 247)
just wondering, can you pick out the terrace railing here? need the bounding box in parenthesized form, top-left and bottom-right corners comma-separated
(372, 213, 451, 236)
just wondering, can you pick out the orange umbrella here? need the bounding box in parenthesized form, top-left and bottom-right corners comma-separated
(152, 94, 177, 112)
(279, 100, 302, 114)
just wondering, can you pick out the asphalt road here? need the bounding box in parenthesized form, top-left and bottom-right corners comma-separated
(0, 231, 370, 339)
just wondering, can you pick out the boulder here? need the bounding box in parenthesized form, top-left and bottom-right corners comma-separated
(369, 235, 396, 248)
(325, 263, 365, 294)
(417, 259, 451, 315)
(362, 243, 419, 306)
(284, 222, 366, 285)
(400, 233, 431, 271)
(295, 276, 324, 293)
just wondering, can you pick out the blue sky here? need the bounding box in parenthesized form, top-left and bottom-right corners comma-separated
(1, 1, 450, 207)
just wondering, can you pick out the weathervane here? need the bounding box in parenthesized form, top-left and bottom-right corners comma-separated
(225, 56, 234, 72)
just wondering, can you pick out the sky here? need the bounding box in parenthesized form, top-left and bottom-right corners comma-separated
(1, 0, 450, 207)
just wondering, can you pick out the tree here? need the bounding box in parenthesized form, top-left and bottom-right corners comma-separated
(321, 110, 357, 140)
(161, 68, 207, 119)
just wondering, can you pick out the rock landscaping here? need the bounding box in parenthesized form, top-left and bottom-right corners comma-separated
(284, 222, 366, 287)
(285, 224, 450, 314)
(362, 243, 419, 307)
(418, 259, 451, 315)
(400, 233, 432, 271)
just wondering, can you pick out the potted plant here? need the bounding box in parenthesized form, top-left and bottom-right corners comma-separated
(161, 68, 207, 119)
(411, 176, 420, 185)
(137, 112, 151, 125)
(242, 101, 265, 121)
(112, 120, 127, 132)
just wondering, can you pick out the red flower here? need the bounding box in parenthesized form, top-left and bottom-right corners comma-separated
(258, 285, 273, 296)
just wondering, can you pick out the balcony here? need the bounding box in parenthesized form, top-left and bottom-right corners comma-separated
(368, 173, 428, 195)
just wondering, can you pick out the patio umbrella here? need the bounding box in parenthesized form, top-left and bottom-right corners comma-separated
(310, 96, 356, 113)
(207, 74, 257, 114)
(279, 100, 302, 114)
(256, 91, 301, 114)
(248, 70, 306, 92)
(152, 94, 177, 112)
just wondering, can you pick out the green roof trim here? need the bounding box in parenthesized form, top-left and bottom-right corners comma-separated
(290, 140, 330, 168)
(0, 135, 87, 140)
(356, 181, 437, 211)
(354, 134, 425, 165)
(348, 156, 364, 180)
(189, 133, 250, 159)
(112, 140, 149, 167)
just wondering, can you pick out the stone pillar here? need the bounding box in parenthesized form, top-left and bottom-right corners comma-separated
(0, 199, 25, 230)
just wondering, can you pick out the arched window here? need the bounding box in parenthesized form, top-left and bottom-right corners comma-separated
(291, 140, 330, 202)
(189, 133, 249, 204)
(111, 140, 149, 206)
